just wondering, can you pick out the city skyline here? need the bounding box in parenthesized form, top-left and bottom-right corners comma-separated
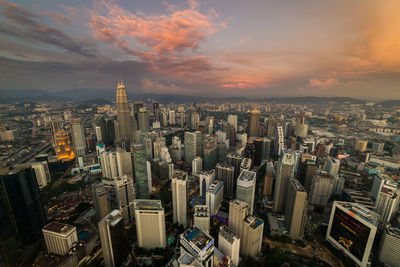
(1, 0, 400, 99)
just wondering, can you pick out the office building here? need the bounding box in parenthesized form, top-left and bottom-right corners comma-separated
(184, 131, 202, 165)
(172, 170, 188, 226)
(113, 175, 135, 224)
(206, 180, 224, 215)
(267, 117, 277, 138)
(263, 162, 275, 196)
(100, 151, 118, 179)
(169, 109, 176, 125)
(263, 137, 272, 159)
(247, 108, 260, 137)
(355, 140, 368, 152)
(92, 182, 111, 221)
(285, 179, 308, 239)
(153, 102, 161, 122)
(369, 174, 392, 202)
(98, 210, 130, 267)
(134, 199, 166, 248)
(333, 175, 345, 196)
(70, 118, 86, 157)
(275, 126, 284, 156)
(274, 150, 295, 212)
(236, 170, 256, 214)
(215, 163, 235, 199)
(31, 161, 51, 188)
(326, 158, 340, 178)
(191, 112, 200, 130)
(326, 202, 379, 267)
(116, 80, 131, 143)
(377, 226, 400, 267)
(194, 205, 210, 234)
(240, 157, 252, 173)
(192, 156, 202, 174)
(170, 136, 182, 162)
(295, 115, 308, 138)
(133, 144, 149, 199)
(180, 226, 214, 267)
(309, 170, 334, 208)
(203, 135, 217, 170)
(228, 114, 238, 133)
(375, 181, 400, 224)
(42, 222, 78, 256)
(218, 225, 240, 266)
(372, 142, 385, 153)
(138, 107, 150, 132)
(116, 147, 133, 177)
(227, 153, 243, 181)
(241, 215, 264, 259)
(153, 137, 166, 159)
(199, 170, 215, 197)
(229, 199, 249, 237)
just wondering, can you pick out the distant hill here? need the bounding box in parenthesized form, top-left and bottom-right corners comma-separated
(79, 98, 112, 105)
(377, 100, 400, 107)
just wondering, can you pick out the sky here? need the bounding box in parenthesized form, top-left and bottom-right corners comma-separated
(0, 0, 400, 99)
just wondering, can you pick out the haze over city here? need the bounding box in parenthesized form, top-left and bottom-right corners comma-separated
(1, 0, 400, 98)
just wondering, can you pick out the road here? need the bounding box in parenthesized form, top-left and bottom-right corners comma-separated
(264, 237, 344, 267)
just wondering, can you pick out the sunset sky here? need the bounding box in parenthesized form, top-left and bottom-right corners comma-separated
(1, 0, 400, 98)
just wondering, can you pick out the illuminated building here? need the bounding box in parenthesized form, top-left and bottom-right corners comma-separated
(116, 80, 131, 144)
(326, 201, 379, 267)
(55, 130, 75, 161)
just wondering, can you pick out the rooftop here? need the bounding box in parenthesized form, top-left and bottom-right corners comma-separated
(194, 205, 210, 217)
(134, 199, 163, 211)
(207, 180, 223, 194)
(43, 222, 75, 234)
(335, 201, 380, 226)
(291, 179, 306, 192)
(219, 225, 239, 243)
(237, 170, 256, 187)
(244, 215, 263, 229)
(182, 226, 213, 251)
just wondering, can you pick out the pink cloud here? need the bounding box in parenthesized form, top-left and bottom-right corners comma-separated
(41, 10, 70, 26)
(308, 76, 339, 87)
(239, 36, 251, 44)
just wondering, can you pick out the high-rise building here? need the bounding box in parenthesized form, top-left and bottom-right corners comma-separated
(333, 175, 345, 196)
(253, 138, 264, 166)
(194, 205, 210, 234)
(263, 162, 275, 196)
(138, 107, 150, 132)
(100, 151, 118, 179)
(375, 180, 400, 224)
(92, 182, 111, 222)
(263, 137, 272, 159)
(206, 180, 224, 215)
(116, 81, 131, 144)
(218, 225, 240, 266)
(54, 130, 75, 161)
(326, 201, 379, 267)
(31, 161, 51, 188)
(228, 114, 238, 133)
(0, 165, 46, 245)
(42, 222, 78, 256)
(275, 126, 284, 156)
(180, 226, 214, 267)
(192, 156, 202, 174)
(295, 115, 308, 138)
(113, 175, 135, 224)
(199, 170, 215, 197)
(134, 199, 166, 248)
(303, 159, 317, 192)
(369, 174, 392, 202)
(354, 140, 368, 152)
(98, 210, 130, 267)
(191, 113, 200, 130)
(326, 158, 340, 178)
(241, 215, 264, 259)
(309, 170, 334, 208)
(70, 118, 86, 157)
(372, 142, 385, 153)
(116, 147, 133, 177)
(203, 135, 217, 170)
(215, 163, 235, 199)
(170, 136, 182, 162)
(133, 144, 149, 199)
(184, 131, 202, 165)
(267, 116, 277, 138)
(285, 179, 308, 239)
(274, 150, 295, 212)
(247, 109, 260, 137)
(229, 199, 249, 237)
(153, 102, 160, 123)
(236, 170, 256, 214)
(153, 137, 166, 159)
(377, 226, 400, 267)
(169, 109, 176, 125)
(172, 170, 188, 226)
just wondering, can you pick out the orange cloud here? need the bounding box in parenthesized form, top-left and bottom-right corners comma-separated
(308, 77, 339, 87)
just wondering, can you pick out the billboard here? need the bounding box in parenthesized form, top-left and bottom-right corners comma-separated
(328, 206, 372, 263)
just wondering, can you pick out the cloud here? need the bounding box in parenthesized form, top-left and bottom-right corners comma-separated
(41, 10, 70, 26)
(308, 76, 339, 87)
(141, 78, 185, 93)
(239, 36, 251, 44)
(0, 0, 96, 57)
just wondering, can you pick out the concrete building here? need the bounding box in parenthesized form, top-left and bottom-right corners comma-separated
(241, 215, 264, 259)
(375, 180, 400, 224)
(180, 226, 214, 267)
(333, 175, 345, 196)
(172, 170, 188, 226)
(153, 137, 166, 159)
(134, 199, 166, 248)
(133, 144, 149, 199)
(228, 114, 238, 133)
(355, 140, 368, 152)
(218, 225, 240, 266)
(199, 170, 215, 197)
(116, 147, 133, 177)
(92, 182, 111, 221)
(275, 126, 284, 156)
(326, 158, 340, 178)
(236, 170, 256, 214)
(42, 222, 78, 256)
(184, 131, 202, 165)
(372, 142, 385, 153)
(378, 226, 400, 267)
(194, 205, 210, 234)
(31, 161, 51, 188)
(100, 151, 118, 179)
(295, 115, 308, 138)
(274, 150, 295, 212)
(70, 118, 86, 157)
(206, 180, 224, 215)
(98, 210, 130, 267)
(247, 108, 260, 137)
(285, 179, 308, 239)
(229, 199, 249, 237)
(263, 162, 275, 196)
(192, 156, 202, 174)
(113, 175, 135, 224)
(115, 81, 131, 144)
(309, 170, 334, 208)
(227, 153, 243, 181)
(215, 163, 235, 199)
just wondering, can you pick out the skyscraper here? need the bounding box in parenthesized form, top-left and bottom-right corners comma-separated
(113, 175, 135, 224)
(203, 134, 217, 170)
(267, 116, 277, 138)
(134, 199, 166, 248)
(285, 179, 308, 239)
(218, 225, 240, 266)
(133, 144, 149, 199)
(215, 163, 235, 199)
(70, 118, 86, 157)
(138, 107, 150, 132)
(227, 152, 243, 182)
(116, 147, 133, 177)
(192, 156, 202, 174)
(42, 222, 78, 256)
(227, 114, 238, 133)
(274, 150, 295, 212)
(194, 205, 210, 234)
(309, 170, 334, 208)
(199, 170, 215, 197)
(180, 226, 214, 267)
(92, 182, 111, 222)
(295, 115, 308, 138)
(116, 81, 131, 143)
(229, 199, 249, 237)
(184, 131, 202, 165)
(153, 102, 160, 122)
(326, 157, 340, 178)
(206, 180, 224, 215)
(31, 161, 51, 188)
(375, 181, 400, 224)
(241, 215, 264, 259)
(236, 170, 257, 214)
(274, 126, 284, 156)
(98, 210, 130, 267)
(247, 108, 260, 137)
(172, 170, 188, 226)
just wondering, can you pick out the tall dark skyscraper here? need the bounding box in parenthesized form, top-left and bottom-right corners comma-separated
(0, 165, 46, 265)
(247, 108, 260, 137)
(153, 102, 160, 122)
(116, 81, 131, 143)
